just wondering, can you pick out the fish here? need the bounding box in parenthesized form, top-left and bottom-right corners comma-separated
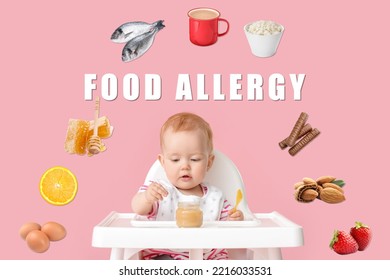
(111, 20, 165, 43)
(121, 24, 164, 62)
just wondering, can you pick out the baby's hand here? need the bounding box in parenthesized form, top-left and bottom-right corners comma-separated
(144, 182, 168, 204)
(227, 209, 244, 221)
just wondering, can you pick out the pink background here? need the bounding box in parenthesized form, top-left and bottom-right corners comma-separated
(1, 0, 389, 259)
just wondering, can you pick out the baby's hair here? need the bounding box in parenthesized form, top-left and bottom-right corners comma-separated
(160, 112, 213, 153)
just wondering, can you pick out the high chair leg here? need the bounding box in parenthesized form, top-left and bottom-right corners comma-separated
(124, 248, 142, 260)
(189, 249, 203, 260)
(110, 248, 125, 260)
(267, 248, 282, 259)
(227, 249, 249, 260)
(252, 248, 282, 260)
(110, 248, 142, 260)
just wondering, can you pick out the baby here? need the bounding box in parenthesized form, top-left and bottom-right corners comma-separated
(131, 112, 244, 260)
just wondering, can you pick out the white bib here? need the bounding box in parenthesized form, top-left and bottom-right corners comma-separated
(156, 180, 224, 221)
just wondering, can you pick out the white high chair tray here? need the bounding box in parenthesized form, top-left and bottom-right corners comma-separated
(130, 220, 260, 227)
(92, 211, 303, 251)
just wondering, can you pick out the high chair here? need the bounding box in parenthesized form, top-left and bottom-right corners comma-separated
(92, 150, 304, 260)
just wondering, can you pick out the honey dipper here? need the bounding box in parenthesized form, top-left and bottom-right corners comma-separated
(87, 97, 102, 155)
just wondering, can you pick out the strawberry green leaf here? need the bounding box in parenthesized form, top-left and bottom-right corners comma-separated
(354, 221, 368, 229)
(329, 230, 339, 249)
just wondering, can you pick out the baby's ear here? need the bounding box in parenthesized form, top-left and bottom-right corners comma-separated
(158, 154, 164, 166)
(207, 154, 215, 170)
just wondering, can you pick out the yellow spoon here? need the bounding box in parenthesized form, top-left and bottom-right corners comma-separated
(232, 189, 243, 212)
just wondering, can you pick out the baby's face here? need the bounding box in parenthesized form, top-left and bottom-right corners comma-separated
(159, 128, 213, 192)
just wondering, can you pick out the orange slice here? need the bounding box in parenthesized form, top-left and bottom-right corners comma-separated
(39, 166, 78, 206)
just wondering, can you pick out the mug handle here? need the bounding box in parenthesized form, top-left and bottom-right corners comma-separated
(217, 18, 229, 37)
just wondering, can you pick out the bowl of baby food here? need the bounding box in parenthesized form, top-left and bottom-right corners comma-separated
(244, 20, 284, 58)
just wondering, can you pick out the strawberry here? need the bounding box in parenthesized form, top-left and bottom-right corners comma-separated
(330, 230, 358, 255)
(350, 221, 372, 251)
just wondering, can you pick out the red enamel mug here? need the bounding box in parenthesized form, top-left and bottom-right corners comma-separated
(188, 8, 230, 46)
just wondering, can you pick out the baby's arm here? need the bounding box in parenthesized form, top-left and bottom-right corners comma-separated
(220, 199, 244, 221)
(131, 182, 168, 215)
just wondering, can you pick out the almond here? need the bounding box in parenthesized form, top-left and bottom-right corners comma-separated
(322, 182, 344, 194)
(319, 188, 345, 204)
(295, 183, 319, 203)
(294, 181, 305, 190)
(301, 189, 318, 202)
(316, 176, 336, 185)
(302, 177, 316, 184)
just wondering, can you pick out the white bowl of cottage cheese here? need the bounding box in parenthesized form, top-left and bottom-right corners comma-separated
(244, 20, 284, 57)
